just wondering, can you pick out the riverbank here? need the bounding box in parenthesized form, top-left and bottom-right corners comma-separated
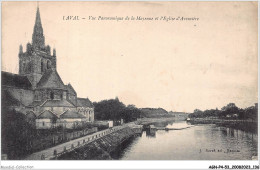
(135, 117, 181, 125)
(189, 118, 258, 134)
(50, 119, 257, 160)
(52, 118, 181, 160)
(56, 126, 136, 160)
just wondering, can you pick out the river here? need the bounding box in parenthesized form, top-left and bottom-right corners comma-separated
(111, 121, 258, 160)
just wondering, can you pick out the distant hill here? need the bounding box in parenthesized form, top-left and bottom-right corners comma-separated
(168, 111, 190, 115)
(140, 108, 171, 118)
(168, 111, 190, 119)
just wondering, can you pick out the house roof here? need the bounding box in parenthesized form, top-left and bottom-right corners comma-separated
(37, 110, 57, 119)
(77, 98, 94, 108)
(65, 83, 77, 95)
(60, 110, 86, 119)
(26, 110, 42, 117)
(42, 99, 75, 107)
(36, 69, 66, 89)
(2, 71, 32, 90)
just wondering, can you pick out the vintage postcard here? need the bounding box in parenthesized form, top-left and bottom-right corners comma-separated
(1, 1, 259, 169)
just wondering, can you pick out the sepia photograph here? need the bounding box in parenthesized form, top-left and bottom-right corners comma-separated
(0, 1, 259, 169)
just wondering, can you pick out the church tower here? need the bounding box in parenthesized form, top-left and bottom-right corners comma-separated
(32, 6, 45, 50)
(19, 5, 57, 89)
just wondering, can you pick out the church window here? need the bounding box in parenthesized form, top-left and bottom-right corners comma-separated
(50, 91, 54, 100)
(47, 60, 51, 69)
(35, 91, 39, 100)
(22, 62, 26, 72)
(41, 60, 44, 72)
(60, 93, 63, 100)
(63, 92, 66, 99)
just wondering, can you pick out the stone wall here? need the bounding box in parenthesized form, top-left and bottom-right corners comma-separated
(36, 119, 52, 129)
(77, 107, 94, 122)
(35, 89, 66, 101)
(56, 127, 135, 160)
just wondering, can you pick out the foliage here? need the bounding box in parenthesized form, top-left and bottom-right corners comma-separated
(93, 99, 141, 123)
(188, 103, 258, 120)
(140, 108, 172, 118)
(1, 107, 36, 159)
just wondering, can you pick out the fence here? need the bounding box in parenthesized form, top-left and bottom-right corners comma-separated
(26, 127, 98, 153)
(25, 125, 125, 160)
(36, 121, 90, 129)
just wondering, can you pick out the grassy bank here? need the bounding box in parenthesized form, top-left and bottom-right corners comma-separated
(190, 118, 258, 134)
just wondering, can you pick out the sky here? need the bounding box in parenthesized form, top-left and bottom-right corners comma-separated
(2, 2, 258, 112)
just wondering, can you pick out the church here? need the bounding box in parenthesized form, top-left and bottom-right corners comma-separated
(1, 6, 94, 129)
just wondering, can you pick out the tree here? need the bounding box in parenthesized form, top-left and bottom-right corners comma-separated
(1, 107, 35, 159)
(189, 109, 203, 118)
(221, 103, 239, 117)
(93, 99, 142, 123)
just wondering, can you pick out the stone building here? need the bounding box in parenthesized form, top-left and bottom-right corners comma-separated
(1, 6, 94, 129)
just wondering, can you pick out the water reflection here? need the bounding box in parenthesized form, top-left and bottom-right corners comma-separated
(116, 121, 258, 160)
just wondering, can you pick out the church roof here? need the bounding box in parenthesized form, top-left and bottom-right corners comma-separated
(37, 110, 57, 119)
(42, 99, 75, 107)
(2, 71, 32, 90)
(65, 83, 77, 95)
(36, 69, 66, 89)
(1, 90, 23, 107)
(27, 100, 46, 107)
(37, 69, 52, 87)
(77, 98, 94, 108)
(60, 110, 86, 119)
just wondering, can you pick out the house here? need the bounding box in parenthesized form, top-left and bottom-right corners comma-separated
(36, 110, 58, 129)
(59, 110, 86, 129)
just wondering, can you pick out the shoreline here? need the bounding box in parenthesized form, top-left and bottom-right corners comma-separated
(189, 118, 258, 134)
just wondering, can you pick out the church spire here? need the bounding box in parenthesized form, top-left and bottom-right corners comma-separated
(32, 4, 45, 50)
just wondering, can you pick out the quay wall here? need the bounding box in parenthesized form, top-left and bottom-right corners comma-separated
(56, 126, 137, 160)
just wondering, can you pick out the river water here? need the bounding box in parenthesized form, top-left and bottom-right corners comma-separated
(112, 121, 258, 160)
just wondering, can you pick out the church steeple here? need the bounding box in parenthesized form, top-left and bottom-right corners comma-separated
(32, 5, 45, 50)
(19, 3, 57, 89)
